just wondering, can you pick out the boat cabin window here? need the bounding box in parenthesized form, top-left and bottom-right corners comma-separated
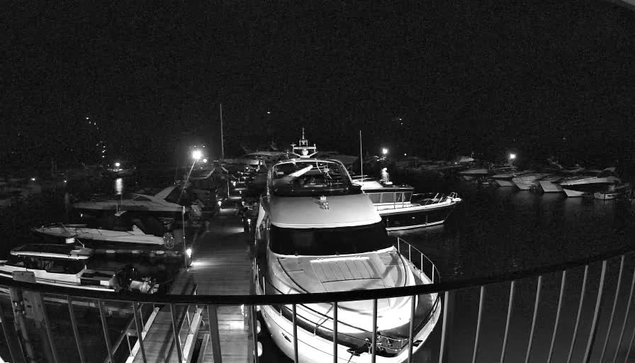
(45, 259, 85, 274)
(270, 222, 393, 256)
(368, 191, 411, 204)
(271, 161, 357, 196)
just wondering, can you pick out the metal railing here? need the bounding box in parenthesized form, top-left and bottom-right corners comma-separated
(2, 245, 635, 363)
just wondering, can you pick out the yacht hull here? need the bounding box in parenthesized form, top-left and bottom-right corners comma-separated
(260, 301, 440, 363)
(377, 199, 460, 231)
(494, 179, 515, 187)
(539, 181, 563, 193)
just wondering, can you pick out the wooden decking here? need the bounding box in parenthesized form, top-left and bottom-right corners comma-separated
(132, 215, 254, 363)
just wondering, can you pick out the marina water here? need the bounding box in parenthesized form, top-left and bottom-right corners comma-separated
(3, 174, 635, 362)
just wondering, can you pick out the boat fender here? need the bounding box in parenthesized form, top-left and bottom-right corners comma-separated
(163, 232, 175, 249)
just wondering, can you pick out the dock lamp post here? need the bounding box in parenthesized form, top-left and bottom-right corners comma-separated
(186, 149, 203, 182)
(509, 153, 517, 165)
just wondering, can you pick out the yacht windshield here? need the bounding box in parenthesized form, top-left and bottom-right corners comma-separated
(270, 222, 393, 255)
(271, 160, 357, 196)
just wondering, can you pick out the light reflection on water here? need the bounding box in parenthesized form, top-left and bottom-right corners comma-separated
(114, 177, 124, 195)
(396, 185, 635, 282)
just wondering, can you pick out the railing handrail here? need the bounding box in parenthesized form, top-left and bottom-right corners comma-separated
(2, 244, 634, 306)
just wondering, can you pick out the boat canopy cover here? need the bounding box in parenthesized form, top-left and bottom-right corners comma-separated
(268, 193, 381, 228)
(11, 244, 93, 260)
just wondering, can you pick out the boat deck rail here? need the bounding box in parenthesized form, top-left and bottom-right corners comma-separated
(2, 244, 635, 362)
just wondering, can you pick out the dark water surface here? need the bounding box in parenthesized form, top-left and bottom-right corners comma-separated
(4, 174, 635, 362)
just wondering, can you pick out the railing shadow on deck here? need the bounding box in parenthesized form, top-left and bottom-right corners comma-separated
(2, 244, 635, 363)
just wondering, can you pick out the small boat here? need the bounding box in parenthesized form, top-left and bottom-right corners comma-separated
(353, 177, 462, 231)
(73, 184, 203, 220)
(0, 244, 159, 294)
(254, 131, 441, 362)
(32, 214, 181, 248)
(594, 183, 631, 200)
(512, 172, 551, 191)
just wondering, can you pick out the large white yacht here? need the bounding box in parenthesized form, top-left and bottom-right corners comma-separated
(253, 133, 441, 362)
(559, 167, 621, 197)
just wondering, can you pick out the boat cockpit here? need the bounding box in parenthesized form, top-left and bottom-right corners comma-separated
(269, 159, 361, 197)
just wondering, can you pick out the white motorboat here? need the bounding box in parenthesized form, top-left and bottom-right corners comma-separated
(352, 177, 461, 231)
(537, 175, 564, 193)
(512, 172, 551, 191)
(32, 214, 181, 248)
(560, 167, 621, 198)
(594, 183, 631, 200)
(254, 133, 441, 362)
(490, 166, 522, 187)
(0, 244, 158, 294)
(73, 184, 202, 220)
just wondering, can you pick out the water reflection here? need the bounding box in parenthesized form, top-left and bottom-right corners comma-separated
(399, 186, 635, 282)
(114, 177, 124, 195)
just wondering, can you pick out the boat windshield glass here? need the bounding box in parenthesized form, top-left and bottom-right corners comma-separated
(271, 160, 358, 197)
(269, 222, 393, 255)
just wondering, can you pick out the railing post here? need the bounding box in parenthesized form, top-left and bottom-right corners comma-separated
(407, 295, 416, 363)
(583, 260, 607, 363)
(207, 304, 223, 363)
(612, 266, 635, 363)
(250, 305, 259, 363)
(98, 299, 114, 363)
(547, 270, 567, 363)
(567, 265, 590, 363)
(292, 304, 299, 363)
(332, 302, 338, 363)
(169, 304, 184, 363)
(600, 255, 625, 363)
(67, 297, 86, 363)
(0, 297, 19, 363)
(132, 302, 147, 363)
(524, 275, 543, 363)
(500, 280, 516, 363)
(372, 298, 378, 363)
(438, 291, 451, 363)
(471, 286, 485, 363)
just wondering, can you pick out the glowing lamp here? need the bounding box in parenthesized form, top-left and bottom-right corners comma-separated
(382, 148, 389, 156)
(191, 149, 203, 161)
(114, 162, 121, 168)
(186, 248, 192, 258)
(509, 153, 517, 161)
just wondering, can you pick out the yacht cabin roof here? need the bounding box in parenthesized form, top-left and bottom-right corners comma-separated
(267, 193, 381, 228)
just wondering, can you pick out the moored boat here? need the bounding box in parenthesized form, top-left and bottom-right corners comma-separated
(253, 132, 441, 362)
(0, 244, 159, 294)
(560, 167, 621, 198)
(353, 177, 461, 231)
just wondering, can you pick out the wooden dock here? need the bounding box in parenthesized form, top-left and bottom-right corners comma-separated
(130, 215, 255, 363)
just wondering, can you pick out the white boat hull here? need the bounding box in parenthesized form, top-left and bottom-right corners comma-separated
(539, 181, 563, 193)
(34, 226, 167, 246)
(562, 188, 587, 198)
(257, 277, 440, 363)
(493, 179, 515, 187)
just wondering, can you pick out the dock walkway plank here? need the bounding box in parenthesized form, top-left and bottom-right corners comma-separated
(133, 216, 254, 363)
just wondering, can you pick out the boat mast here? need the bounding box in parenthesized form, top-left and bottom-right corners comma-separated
(359, 130, 364, 178)
(220, 103, 225, 160)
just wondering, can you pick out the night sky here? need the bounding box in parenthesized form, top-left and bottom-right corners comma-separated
(3, 0, 635, 171)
